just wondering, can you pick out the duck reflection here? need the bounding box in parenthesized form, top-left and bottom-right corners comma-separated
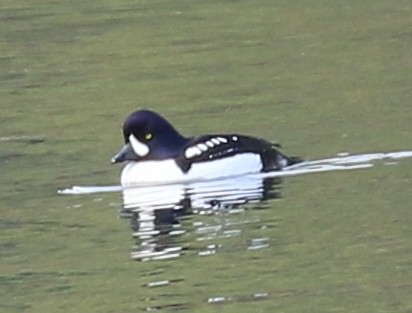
(119, 175, 282, 261)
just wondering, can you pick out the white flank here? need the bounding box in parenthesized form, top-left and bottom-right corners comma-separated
(129, 134, 150, 157)
(121, 153, 262, 187)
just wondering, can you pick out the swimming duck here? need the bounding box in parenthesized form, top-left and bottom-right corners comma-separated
(112, 109, 301, 185)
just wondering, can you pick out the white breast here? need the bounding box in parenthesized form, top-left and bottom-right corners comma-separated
(120, 153, 263, 186)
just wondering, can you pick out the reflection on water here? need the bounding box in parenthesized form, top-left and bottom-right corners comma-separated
(207, 292, 269, 304)
(58, 150, 412, 309)
(120, 176, 281, 310)
(59, 149, 412, 261)
(121, 176, 282, 261)
(103, 175, 282, 310)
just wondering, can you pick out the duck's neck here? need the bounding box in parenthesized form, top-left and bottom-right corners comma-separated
(155, 132, 189, 159)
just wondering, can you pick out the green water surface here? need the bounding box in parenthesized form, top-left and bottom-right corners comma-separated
(1, 0, 411, 312)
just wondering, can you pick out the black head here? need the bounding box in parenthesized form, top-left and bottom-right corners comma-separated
(111, 110, 188, 163)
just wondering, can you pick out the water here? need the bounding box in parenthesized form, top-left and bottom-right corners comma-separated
(59, 149, 412, 196)
(2, 1, 411, 311)
(58, 148, 412, 309)
(60, 149, 412, 264)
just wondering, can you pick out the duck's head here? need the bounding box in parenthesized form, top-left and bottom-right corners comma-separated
(111, 110, 188, 163)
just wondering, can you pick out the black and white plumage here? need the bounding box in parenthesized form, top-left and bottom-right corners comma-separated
(111, 110, 301, 185)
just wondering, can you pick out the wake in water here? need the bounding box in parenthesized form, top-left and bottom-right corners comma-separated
(58, 150, 412, 195)
(58, 150, 412, 262)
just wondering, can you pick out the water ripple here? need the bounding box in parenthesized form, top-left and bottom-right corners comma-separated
(58, 149, 412, 263)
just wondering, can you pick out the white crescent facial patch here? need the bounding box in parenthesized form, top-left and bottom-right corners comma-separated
(129, 134, 150, 157)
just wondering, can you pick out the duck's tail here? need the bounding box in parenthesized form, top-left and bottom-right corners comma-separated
(267, 143, 304, 170)
(286, 155, 304, 167)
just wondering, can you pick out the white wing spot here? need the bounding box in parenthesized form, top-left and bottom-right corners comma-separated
(211, 138, 220, 145)
(232, 136, 238, 141)
(196, 143, 208, 151)
(129, 134, 150, 157)
(185, 137, 230, 159)
(217, 137, 228, 143)
(184, 146, 202, 159)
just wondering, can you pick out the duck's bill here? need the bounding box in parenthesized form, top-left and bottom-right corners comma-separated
(111, 144, 139, 163)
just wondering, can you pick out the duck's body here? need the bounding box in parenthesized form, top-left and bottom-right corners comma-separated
(112, 110, 301, 185)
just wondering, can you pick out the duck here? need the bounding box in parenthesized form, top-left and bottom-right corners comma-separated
(111, 109, 302, 185)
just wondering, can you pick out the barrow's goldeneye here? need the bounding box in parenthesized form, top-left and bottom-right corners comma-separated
(111, 109, 301, 185)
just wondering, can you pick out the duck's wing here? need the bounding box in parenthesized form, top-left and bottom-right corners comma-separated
(175, 134, 284, 173)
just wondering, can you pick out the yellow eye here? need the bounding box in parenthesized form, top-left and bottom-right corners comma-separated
(145, 133, 153, 140)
